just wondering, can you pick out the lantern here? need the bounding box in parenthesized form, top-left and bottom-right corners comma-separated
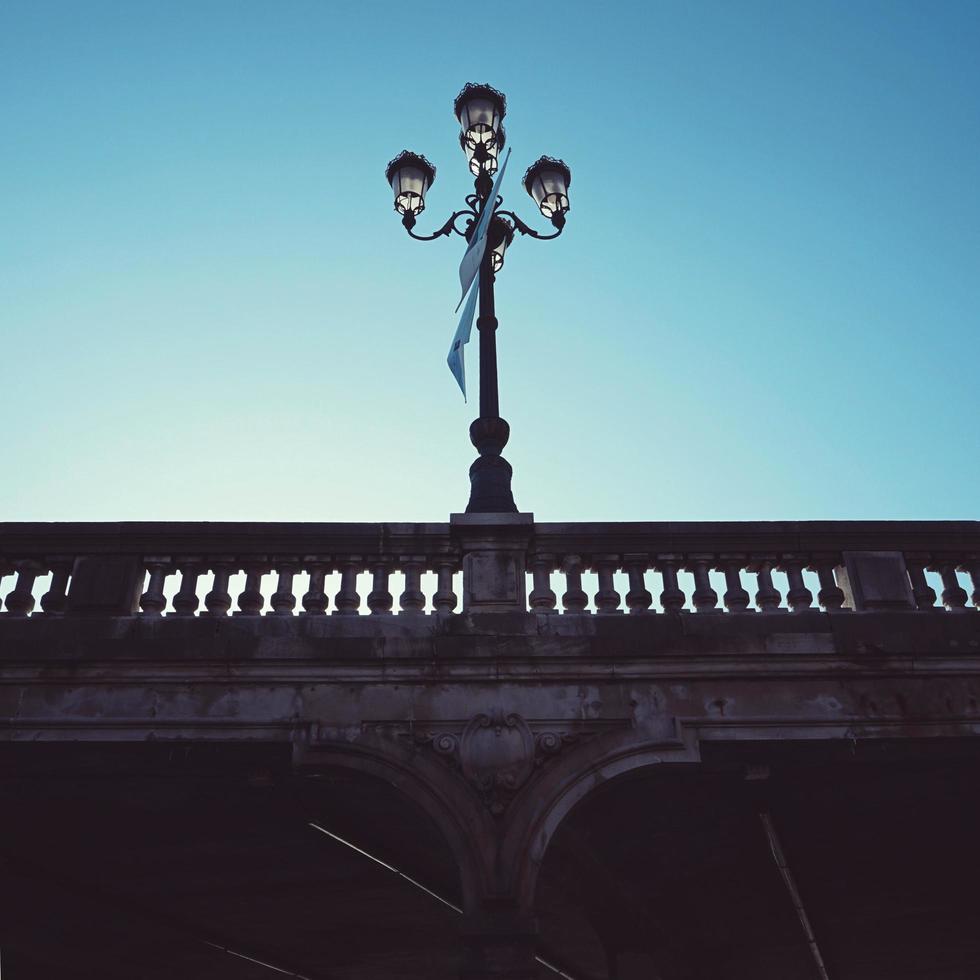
(384, 151, 436, 216)
(523, 156, 571, 220)
(490, 216, 515, 273)
(453, 83, 506, 149)
(460, 125, 506, 176)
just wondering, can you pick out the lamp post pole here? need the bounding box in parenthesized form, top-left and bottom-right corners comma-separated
(385, 83, 571, 514)
(467, 218, 514, 512)
(477, 243, 498, 421)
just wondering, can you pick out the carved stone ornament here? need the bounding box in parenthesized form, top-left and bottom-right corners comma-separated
(377, 711, 633, 815)
(458, 710, 535, 814)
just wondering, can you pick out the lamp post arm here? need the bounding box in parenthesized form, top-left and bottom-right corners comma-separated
(402, 209, 475, 241)
(496, 209, 564, 241)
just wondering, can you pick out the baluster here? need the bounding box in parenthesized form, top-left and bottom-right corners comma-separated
(203, 557, 236, 617)
(399, 556, 426, 615)
(623, 554, 652, 614)
(139, 556, 172, 616)
(777, 555, 812, 612)
(333, 558, 362, 616)
(931, 559, 968, 613)
(685, 555, 718, 613)
(748, 556, 782, 613)
(365, 559, 393, 615)
(269, 558, 299, 616)
(656, 555, 686, 613)
(528, 554, 557, 614)
(958, 556, 980, 611)
(171, 560, 203, 617)
(301, 557, 330, 615)
(235, 560, 268, 616)
(560, 555, 589, 614)
(40, 556, 73, 615)
(433, 558, 458, 618)
(718, 555, 750, 613)
(808, 553, 845, 611)
(4, 561, 44, 617)
(592, 555, 623, 614)
(905, 553, 937, 611)
(0, 561, 11, 611)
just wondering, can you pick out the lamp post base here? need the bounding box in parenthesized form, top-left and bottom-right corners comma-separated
(465, 417, 518, 514)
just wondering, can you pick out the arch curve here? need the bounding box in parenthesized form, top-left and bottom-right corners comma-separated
(501, 733, 700, 912)
(295, 734, 498, 912)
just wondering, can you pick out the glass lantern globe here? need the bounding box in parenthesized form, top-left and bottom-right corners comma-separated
(453, 83, 506, 149)
(460, 125, 505, 176)
(490, 216, 515, 273)
(384, 151, 436, 216)
(523, 157, 571, 219)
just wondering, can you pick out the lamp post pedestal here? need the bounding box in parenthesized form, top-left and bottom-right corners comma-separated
(466, 418, 516, 514)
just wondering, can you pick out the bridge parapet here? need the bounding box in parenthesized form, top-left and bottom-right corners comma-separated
(1, 519, 978, 618)
(3, 519, 980, 978)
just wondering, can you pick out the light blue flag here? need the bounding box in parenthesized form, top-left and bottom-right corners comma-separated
(455, 147, 512, 311)
(447, 279, 479, 399)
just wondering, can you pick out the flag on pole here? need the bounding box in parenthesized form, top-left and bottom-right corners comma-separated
(447, 279, 479, 399)
(455, 147, 512, 311)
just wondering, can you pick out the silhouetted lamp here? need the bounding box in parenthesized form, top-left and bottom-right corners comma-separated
(523, 156, 571, 227)
(385, 151, 436, 217)
(460, 125, 506, 177)
(490, 216, 515, 273)
(454, 83, 506, 148)
(383, 83, 572, 514)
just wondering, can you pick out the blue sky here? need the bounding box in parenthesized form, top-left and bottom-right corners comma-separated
(2, 0, 978, 522)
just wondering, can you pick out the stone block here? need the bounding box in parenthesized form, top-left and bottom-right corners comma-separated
(837, 551, 915, 611)
(452, 512, 533, 613)
(66, 556, 144, 616)
(462, 551, 527, 612)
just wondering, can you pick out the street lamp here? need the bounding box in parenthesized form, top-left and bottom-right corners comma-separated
(523, 156, 571, 227)
(460, 124, 505, 177)
(384, 82, 571, 513)
(385, 151, 436, 217)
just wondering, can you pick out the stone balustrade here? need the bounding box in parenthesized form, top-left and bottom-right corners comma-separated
(0, 523, 457, 618)
(526, 521, 980, 616)
(0, 519, 978, 617)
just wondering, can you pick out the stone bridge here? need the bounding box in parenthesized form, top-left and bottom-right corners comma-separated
(2, 518, 979, 979)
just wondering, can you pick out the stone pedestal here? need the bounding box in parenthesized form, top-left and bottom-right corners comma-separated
(451, 513, 533, 614)
(66, 556, 144, 615)
(837, 551, 915, 611)
(467, 417, 518, 514)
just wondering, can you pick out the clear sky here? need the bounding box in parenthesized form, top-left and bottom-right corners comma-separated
(2, 0, 978, 523)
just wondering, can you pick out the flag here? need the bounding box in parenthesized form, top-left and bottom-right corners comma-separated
(455, 148, 512, 311)
(447, 279, 479, 399)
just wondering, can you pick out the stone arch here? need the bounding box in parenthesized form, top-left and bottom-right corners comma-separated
(501, 733, 699, 912)
(294, 734, 499, 913)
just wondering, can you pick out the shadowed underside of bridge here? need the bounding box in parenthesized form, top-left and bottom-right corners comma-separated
(2, 740, 979, 980)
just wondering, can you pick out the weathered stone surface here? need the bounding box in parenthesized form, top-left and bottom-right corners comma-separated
(837, 550, 916, 610)
(66, 555, 144, 615)
(2, 518, 980, 978)
(452, 513, 533, 613)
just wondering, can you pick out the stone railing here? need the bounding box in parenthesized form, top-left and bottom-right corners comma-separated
(0, 518, 978, 618)
(526, 521, 980, 615)
(0, 522, 457, 618)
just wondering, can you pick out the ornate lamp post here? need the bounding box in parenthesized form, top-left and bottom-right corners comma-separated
(385, 83, 571, 513)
